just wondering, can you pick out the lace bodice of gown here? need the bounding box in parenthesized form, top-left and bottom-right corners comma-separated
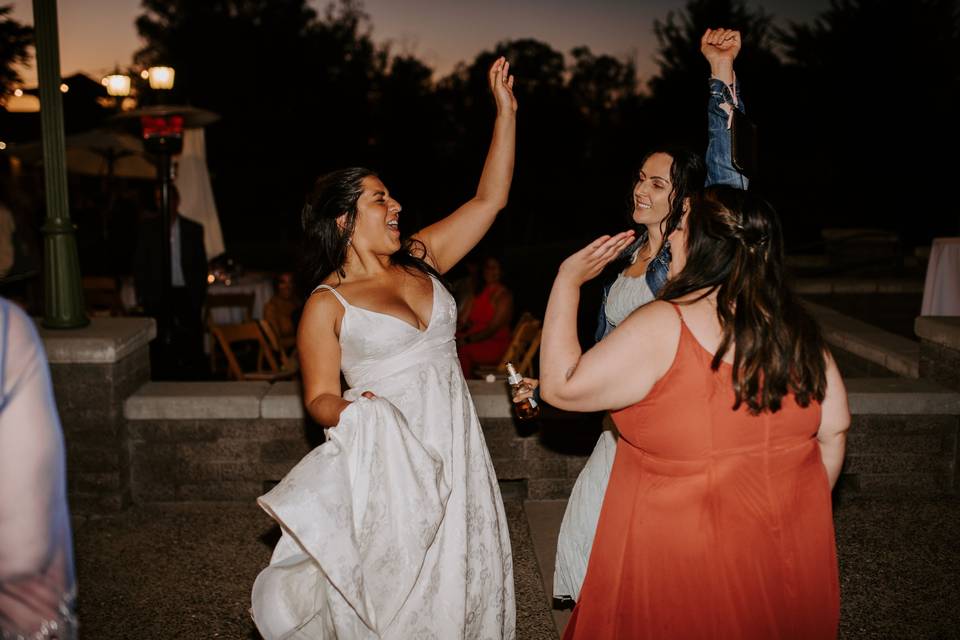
(320, 275, 459, 394)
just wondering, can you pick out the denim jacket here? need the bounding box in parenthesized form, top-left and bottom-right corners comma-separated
(593, 78, 748, 343)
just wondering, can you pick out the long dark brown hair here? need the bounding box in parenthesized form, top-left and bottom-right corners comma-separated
(658, 185, 828, 414)
(299, 167, 442, 293)
(609, 146, 706, 275)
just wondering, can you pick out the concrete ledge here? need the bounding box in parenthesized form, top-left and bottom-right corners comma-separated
(468, 379, 514, 419)
(470, 375, 960, 420)
(915, 317, 960, 351)
(794, 279, 923, 295)
(262, 381, 305, 419)
(846, 378, 960, 415)
(806, 302, 919, 378)
(38, 317, 156, 364)
(124, 381, 270, 419)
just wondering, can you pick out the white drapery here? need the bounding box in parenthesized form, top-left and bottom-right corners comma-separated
(175, 128, 226, 259)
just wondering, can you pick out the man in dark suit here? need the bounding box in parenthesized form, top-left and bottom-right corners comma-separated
(134, 185, 208, 379)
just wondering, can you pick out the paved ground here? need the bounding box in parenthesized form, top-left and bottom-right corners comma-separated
(72, 492, 555, 639)
(73, 493, 960, 639)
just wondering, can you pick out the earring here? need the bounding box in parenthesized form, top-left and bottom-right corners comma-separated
(346, 236, 352, 247)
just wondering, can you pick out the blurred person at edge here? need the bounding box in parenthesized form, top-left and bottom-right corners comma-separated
(0, 297, 78, 638)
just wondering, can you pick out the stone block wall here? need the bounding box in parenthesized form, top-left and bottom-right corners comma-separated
(481, 414, 602, 499)
(128, 418, 312, 501)
(916, 317, 960, 393)
(118, 377, 960, 503)
(919, 341, 960, 392)
(39, 317, 155, 512)
(841, 414, 958, 495)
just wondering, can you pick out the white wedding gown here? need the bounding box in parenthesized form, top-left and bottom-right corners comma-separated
(252, 276, 515, 639)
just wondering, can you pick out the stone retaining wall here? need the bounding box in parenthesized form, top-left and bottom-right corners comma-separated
(916, 317, 960, 393)
(39, 318, 155, 512)
(40, 312, 960, 511)
(120, 378, 960, 503)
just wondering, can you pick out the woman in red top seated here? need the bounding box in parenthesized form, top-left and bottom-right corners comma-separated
(457, 256, 513, 377)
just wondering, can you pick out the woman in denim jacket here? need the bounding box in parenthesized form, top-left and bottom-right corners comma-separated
(527, 28, 752, 603)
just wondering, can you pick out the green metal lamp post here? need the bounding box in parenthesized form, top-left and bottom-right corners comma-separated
(33, 0, 87, 328)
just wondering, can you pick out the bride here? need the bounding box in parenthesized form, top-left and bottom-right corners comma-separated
(252, 57, 517, 639)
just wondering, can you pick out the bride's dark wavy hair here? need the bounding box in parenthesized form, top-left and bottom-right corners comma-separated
(658, 185, 828, 414)
(299, 167, 443, 293)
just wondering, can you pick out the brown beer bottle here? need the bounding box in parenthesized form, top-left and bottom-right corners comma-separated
(506, 362, 540, 420)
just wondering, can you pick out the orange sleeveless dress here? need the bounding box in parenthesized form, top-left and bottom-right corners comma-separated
(563, 306, 839, 640)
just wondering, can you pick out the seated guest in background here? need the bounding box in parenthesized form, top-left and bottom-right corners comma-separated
(457, 255, 513, 377)
(263, 271, 300, 349)
(134, 185, 208, 379)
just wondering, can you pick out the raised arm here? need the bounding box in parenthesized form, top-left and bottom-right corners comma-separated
(538, 232, 681, 412)
(701, 28, 748, 189)
(413, 57, 517, 274)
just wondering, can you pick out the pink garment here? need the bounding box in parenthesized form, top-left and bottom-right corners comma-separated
(0, 298, 77, 638)
(921, 237, 960, 316)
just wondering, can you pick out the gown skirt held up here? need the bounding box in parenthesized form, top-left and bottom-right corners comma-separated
(252, 276, 515, 639)
(564, 308, 840, 639)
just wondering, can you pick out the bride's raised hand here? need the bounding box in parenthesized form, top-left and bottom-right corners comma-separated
(557, 231, 635, 286)
(489, 56, 517, 115)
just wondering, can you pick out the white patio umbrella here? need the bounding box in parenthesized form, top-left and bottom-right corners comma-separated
(10, 128, 157, 180)
(175, 128, 225, 259)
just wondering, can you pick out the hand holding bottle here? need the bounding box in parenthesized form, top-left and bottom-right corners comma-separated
(506, 363, 540, 420)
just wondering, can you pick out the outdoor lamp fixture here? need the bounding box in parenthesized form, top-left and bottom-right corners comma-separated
(147, 66, 175, 90)
(102, 72, 131, 97)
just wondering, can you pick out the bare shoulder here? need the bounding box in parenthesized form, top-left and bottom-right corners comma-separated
(619, 299, 681, 335)
(299, 288, 345, 338)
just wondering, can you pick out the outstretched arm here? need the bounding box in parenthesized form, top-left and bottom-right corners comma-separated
(701, 28, 748, 189)
(538, 231, 683, 413)
(414, 58, 517, 274)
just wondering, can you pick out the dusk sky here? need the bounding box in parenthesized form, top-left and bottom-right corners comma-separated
(10, 0, 829, 86)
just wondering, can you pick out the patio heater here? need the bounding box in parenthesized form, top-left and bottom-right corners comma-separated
(110, 86, 218, 351)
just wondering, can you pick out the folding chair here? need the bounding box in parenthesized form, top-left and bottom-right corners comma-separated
(209, 322, 296, 382)
(258, 318, 299, 376)
(204, 292, 255, 373)
(474, 312, 542, 379)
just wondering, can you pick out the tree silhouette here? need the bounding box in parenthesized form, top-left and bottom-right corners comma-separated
(0, 5, 32, 98)
(777, 0, 960, 241)
(646, 0, 781, 151)
(134, 0, 390, 263)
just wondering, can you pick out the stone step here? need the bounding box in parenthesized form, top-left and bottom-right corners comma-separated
(805, 302, 920, 378)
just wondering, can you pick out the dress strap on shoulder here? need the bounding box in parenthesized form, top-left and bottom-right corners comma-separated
(666, 301, 684, 320)
(311, 284, 349, 307)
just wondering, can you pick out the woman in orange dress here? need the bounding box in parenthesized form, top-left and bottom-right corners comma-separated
(539, 185, 850, 639)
